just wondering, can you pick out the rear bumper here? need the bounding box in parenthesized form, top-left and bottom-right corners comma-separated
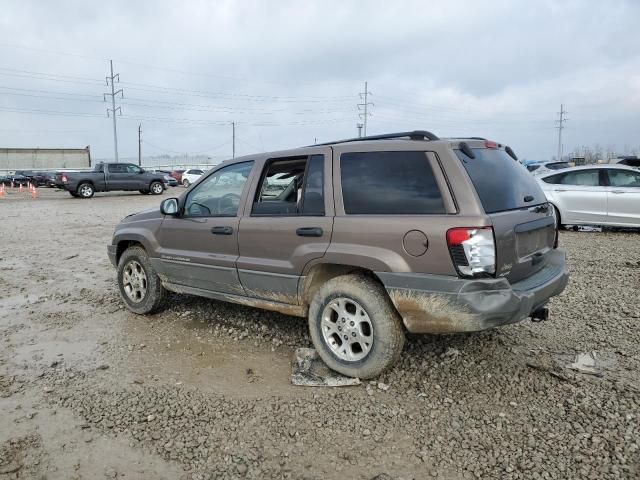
(377, 249, 569, 334)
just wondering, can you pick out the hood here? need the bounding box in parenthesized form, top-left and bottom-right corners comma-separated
(120, 207, 163, 223)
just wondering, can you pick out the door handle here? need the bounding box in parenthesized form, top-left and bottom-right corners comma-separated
(610, 190, 625, 194)
(296, 227, 323, 237)
(211, 226, 233, 235)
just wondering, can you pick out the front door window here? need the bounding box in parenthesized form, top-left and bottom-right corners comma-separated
(185, 162, 254, 217)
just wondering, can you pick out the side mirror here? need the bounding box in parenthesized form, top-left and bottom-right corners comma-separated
(160, 198, 179, 216)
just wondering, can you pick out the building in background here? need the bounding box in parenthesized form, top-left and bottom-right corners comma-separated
(0, 146, 91, 173)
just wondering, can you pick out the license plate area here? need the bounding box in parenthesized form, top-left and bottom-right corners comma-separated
(515, 217, 555, 259)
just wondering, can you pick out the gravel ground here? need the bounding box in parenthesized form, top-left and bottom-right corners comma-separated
(0, 188, 638, 479)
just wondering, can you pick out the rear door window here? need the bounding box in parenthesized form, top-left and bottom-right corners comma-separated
(455, 149, 546, 213)
(607, 169, 640, 187)
(252, 154, 325, 216)
(340, 151, 445, 215)
(108, 164, 126, 173)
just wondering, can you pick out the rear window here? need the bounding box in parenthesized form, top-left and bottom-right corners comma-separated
(455, 148, 547, 213)
(340, 151, 445, 215)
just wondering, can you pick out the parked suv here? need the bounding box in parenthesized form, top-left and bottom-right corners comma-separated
(108, 131, 568, 378)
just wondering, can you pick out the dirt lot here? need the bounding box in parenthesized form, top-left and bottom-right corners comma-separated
(0, 188, 639, 480)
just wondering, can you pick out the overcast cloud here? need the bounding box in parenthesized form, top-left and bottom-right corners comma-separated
(1, 0, 639, 163)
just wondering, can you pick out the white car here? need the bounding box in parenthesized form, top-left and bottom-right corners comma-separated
(537, 165, 640, 228)
(181, 169, 204, 187)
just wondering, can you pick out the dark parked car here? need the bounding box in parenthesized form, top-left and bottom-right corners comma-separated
(57, 162, 167, 198)
(108, 130, 568, 378)
(2, 174, 30, 186)
(611, 156, 640, 168)
(42, 172, 59, 187)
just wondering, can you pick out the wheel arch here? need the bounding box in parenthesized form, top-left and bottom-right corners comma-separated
(549, 202, 563, 226)
(113, 233, 154, 265)
(299, 262, 386, 307)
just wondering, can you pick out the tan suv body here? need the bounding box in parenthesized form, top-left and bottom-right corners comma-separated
(108, 131, 568, 378)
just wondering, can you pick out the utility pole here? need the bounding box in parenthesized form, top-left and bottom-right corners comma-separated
(232, 121, 236, 158)
(137, 124, 142, 166)
(357, 123, 363, 138)
(104, 60, 123, 162)
(358, 81, 373, 136)
(555, 104, 568, 161)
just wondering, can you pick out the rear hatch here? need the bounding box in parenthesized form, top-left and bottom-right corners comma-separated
(455, 146, 555, 284)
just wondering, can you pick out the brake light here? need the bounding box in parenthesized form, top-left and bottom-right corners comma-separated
(62, 175, 68, 183)
(446, 227, 496, 278)
(484, 140, 498, 149)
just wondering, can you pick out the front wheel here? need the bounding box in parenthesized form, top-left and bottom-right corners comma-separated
(150, 181, 164, 195)
(308, 274, 405, 379)
(117, 246, 167, 314)
(77, 182, 94, 198)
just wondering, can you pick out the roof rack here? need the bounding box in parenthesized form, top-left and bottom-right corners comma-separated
(312, 130, 439, 147)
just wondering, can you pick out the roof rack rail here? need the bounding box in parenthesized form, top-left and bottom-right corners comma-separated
(312, 130, 439, 147)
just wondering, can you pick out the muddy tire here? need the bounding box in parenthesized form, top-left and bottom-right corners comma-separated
(117, 246, 167, 315)
(308, 274, 405, 379)
(77, 182, 94, 198)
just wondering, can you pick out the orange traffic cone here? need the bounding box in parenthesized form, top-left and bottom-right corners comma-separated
(0, 184, 5, 198)
(19, 183, 23, 193)
(31, 186, 38, 199)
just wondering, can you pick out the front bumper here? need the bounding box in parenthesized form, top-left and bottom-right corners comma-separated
(378, 249, 569, 334)
(107, 244, 117, 267)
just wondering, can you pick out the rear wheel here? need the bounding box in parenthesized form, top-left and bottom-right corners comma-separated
(150, 181, 164, 195)
(117, 246, 167, 314)
(77, 182, 94, 198)
(308, 274, 405, 379)
(182, 179, 190, 188)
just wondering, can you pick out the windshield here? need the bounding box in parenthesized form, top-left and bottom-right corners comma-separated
(456, 148, 547, 213)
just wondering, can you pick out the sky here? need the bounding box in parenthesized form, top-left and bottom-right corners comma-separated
(0, 0, 639, 164)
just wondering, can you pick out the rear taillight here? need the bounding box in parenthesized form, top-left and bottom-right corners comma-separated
(484, 140, 499, 149)
(61, 175, 68, 183)
(446, 227, 496, 278)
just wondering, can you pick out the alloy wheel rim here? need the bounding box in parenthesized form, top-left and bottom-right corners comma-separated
(80, 185, 92, 197)
(122, 260, 148, 303)
(152, 183, 162, 194)
(321, 297, 373, 362)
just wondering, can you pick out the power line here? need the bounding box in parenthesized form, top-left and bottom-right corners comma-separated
(104, 60, 123, 162)
(357, 81, 373, 136)
(555, 104, 568, 160)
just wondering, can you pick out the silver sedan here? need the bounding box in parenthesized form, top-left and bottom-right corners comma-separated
(537, 165, 640, 228)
